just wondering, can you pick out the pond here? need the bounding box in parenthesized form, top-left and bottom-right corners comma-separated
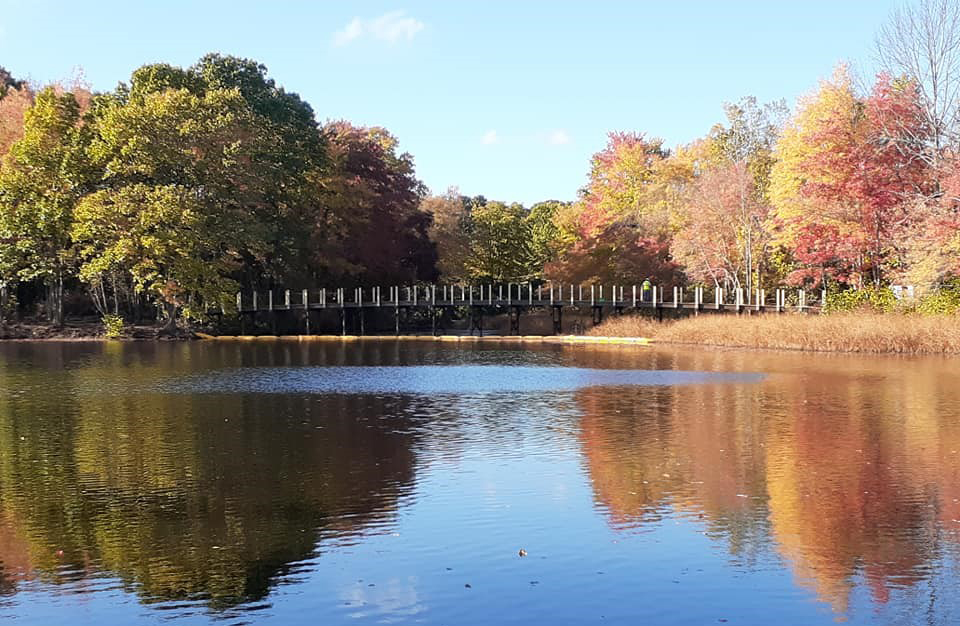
(0, 340, 959, 625)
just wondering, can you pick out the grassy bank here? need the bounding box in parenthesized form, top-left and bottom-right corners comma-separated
(588, 312, 960, 354)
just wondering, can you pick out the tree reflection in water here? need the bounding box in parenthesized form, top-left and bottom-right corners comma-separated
(576, 349, 960, 615)
(0, 345, 417, 609)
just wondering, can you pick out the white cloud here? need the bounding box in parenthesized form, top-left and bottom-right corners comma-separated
(481, 130, 499, 145)
(547, 129, 571, 146)
(333, 18, 364, 46)
(333, 11, 424, 47)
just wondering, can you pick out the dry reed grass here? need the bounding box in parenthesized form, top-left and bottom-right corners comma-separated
(588, 312, 960, 354)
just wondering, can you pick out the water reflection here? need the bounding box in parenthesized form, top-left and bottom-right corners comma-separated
(1, 342, 960, 624)
(0, 348, 418, 610)
(577, 349, 960, 615)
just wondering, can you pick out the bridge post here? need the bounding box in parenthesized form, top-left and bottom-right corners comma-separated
(591, 304, 603, 326)
(285, 290, 290, 309)
(253, 291, 258, 311)
(236, 292, 242, 313)
(470, 306, 484, 336)
(395, 287, 401, 336)
(509, 306, 522, 335)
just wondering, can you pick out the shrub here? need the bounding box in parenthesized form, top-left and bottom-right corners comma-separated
(823, 287, 898, 314)
(918, 281, 960, 315)
(102, 314, 125, 339)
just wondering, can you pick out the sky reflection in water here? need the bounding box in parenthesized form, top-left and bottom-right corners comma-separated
(0, 341, 959, 625)
(155, 365, 765, 395)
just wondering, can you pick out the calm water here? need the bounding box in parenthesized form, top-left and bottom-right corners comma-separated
(0, 341, 959, 625)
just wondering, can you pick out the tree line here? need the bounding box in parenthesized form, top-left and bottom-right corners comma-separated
(430, 0, 960, 310)
(0, 55, 438, 329)
(1, 0, 959, 329)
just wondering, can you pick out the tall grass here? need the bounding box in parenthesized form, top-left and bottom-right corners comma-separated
(588, 312, 960, 354)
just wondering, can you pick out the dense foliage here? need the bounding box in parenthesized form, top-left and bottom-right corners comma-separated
(3, 1, 960, 328)
(0, 56, 437, 327)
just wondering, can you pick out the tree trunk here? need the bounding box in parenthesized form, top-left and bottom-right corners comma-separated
(54, 272, 64, 327)
(162, 300, 178, 334)
(47, 273, 64, 327)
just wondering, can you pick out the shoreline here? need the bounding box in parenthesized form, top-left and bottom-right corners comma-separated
(4, 312, 959, 355)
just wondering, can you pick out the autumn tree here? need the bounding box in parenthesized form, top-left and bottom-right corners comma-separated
(548, 133, 680, 285)
(544, 223, 681, 285)
(876, 0, 960, 168)
(770, 67, 930, 288)
(0, 69, 32, 159)
(576, 132, 670, 237)
(672, 98, 785, 293)
(424, 188, 473, 282)
(312, 121, 436, 285)
(673, 164, 764, 290)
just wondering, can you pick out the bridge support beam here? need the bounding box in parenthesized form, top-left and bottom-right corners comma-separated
(552, 305, 562, 335)
(591, 305, 603, 326)
(470, 306, 484, 336)
(509, 306, 522, 335)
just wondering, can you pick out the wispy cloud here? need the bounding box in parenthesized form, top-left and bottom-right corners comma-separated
(333, 10, 424, 47)
(546, 129, 571, 146)
(481, 130, 499, 145)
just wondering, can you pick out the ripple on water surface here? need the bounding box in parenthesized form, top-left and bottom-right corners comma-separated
(152, 365, 765, 395)
(3, 342, 960, 626)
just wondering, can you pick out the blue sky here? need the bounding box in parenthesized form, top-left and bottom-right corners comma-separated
(1, 0, 901, 205)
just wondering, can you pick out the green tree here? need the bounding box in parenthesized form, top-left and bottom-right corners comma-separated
(526, 200, 570, 275)
(465, 200, 535, 282)
(192, 54, 326, 284)
(0, 87, 92, 325)
(75, 86, 272, 329)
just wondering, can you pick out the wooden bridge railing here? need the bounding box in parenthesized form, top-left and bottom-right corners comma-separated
(236, 283, 826, 314)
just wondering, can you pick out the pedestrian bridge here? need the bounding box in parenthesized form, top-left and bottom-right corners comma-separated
(233, 283, 824, 336)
